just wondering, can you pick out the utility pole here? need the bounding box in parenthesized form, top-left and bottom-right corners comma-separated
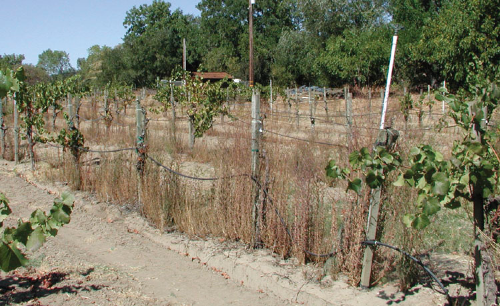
(183, 38, 187, 71)
(249, 0, 255, 87)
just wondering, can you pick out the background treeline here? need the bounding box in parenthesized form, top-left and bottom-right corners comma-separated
(2, 0, 499, 91)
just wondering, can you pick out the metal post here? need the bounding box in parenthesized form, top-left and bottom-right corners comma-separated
(251, 90, 261, 247)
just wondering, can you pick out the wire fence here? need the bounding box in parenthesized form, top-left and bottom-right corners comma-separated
(0, 95, 460, 299)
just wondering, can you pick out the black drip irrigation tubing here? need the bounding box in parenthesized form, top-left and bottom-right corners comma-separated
(81, 147, 137, 154)
(147, 155, 248, 181)
(43, 142, 137, 154)
(362, 240, 451, 301)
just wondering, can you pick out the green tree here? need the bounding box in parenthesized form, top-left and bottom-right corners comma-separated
(317, 26, 392, 86)
(0, 54, 25, 70)
(123, 0, 193, 86)
(389, 0, 443, 87)
(37, 49, 74, 77)
(22, 64, 50, 85)
(272, 30, 320, 86)
(197, 0, 298, 83)
(197, 0, 249, 78)
(416, 0, 500, 91)
(77, 45, 108, 84)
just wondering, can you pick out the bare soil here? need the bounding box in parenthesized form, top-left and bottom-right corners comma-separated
(0, 158, 473, 305)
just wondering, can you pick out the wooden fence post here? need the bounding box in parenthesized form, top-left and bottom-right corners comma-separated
(428, 85, 432, 119)
(295, 86, 299, 129)
(360, 127, 399, 288)
(0, 98, 5, 159)
(170, 83, 177, 144)
(346, 91, 353, 142)
(251, 90, 262, 248)
(188, 117, 195, 150)
(270, 79, 273, 114)
(26, 93, 35, 170)
(75, 96, 81, 129)
(470, 98, 497, 305)
(286, 88, 292, 124)
(309, 86, 315, 132)
(324, 87, 329, 122)
(442, 81, 446, 114)
(368, 88, 372, 118)
(67, 93, 74, 128)
(136, 98, 147, 206)
(13, 95, 19, 164)
(188, 91, 195, 150)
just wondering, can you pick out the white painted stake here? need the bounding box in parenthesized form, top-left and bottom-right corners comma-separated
(379, 35, 398, 130)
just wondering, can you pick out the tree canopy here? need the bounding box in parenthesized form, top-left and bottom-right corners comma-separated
(37, 49, 74, 78)
(47, 0, 499, 89)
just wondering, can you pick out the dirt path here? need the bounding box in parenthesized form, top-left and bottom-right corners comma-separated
(0, 160, 463, 305)
(0, 161, 289, 305)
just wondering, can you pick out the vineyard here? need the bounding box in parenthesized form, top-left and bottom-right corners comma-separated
(2, 67, 499, 304)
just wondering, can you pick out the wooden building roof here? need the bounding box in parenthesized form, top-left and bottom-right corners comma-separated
(192, 72, 233, 80)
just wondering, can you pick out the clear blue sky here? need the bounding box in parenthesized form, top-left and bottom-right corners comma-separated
(3, 0, 201, 68)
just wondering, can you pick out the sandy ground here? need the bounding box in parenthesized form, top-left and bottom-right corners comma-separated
(0, 159, 470, 305)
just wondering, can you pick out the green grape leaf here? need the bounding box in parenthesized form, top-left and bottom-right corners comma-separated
(393, 174, 405, 187)
(403, 214, 415, 227)
(0, 241, 28, 272)
(0, 194, 11, 226)
(325, 160, 343, 179)
(412, 214, 430, 229)
(13, 221, 33, 246)
(431, 172, 450, 195)
(347, 178, 362, 194)
(380, 150, 394, 164)
(59, 192, 75, 206)
(29, 209, 48, 231)
(49, 202, 72, 226)
(366, 170, 383, 188)
(467, 142, 484, 154)
(444, 200, 461, 209)
(26, 227, 46, 251)
(422, 197, 441, 215)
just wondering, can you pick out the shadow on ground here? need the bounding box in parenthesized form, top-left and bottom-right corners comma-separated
(0, 268, 104, 304)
